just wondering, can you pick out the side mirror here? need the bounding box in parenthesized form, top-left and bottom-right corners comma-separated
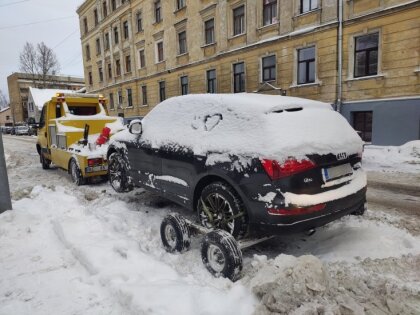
(129, 120, 142, 135)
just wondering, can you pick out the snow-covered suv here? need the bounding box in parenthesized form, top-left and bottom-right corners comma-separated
(108, 94, 367, 238)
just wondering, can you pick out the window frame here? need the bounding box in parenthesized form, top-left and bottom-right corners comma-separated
(95, 38, 101, 55)
(98, 66, 104, 82)
(115, 59, 121, 76)
(206, 69, 217, 93)
(114, 26, 119, 44)
(263, 0, 277, 26)
(102, 1, 108, 18)
(352, 111, 373, 142)
(136, 11, 143, 32)
(204, 18, 215, 45)
(155, 0, 162, 23)
(123, 21, 129, 40)
(126, 88, 133, 107)
(156, 40, 164, 63)
(94, 9, 99, 26)
(139, 49, 145, 69)
(176, 0, 186, 11)
(178, 31, 187, 55)
(141, 85, 148, 105)
(233, 62, 245, 93)
(233, 5, 245, 36)
(300, 0, 318, 14)
(297, 46, 316, 85)
(354, 32, 379, 78)
(261, 54, 277, 82)
(159, 81, 166, 102)
(180, 76, 189, 95)
(125, 55, 131, 73)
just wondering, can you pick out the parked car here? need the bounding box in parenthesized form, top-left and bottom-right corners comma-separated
(108, 94, 367, 239)
(15, 125, 30, 136)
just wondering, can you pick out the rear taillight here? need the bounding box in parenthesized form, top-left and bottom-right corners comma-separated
(88, 158, 103, 167)
(260, 158, 316, 180)
(267, 203, 326, 216)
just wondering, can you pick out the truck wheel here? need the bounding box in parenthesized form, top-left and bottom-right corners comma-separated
(40, 154, 51, 170)
(197, 182, 248, 239)
(108, 152, 133, 193)
(201, 230, 243, 281)
(70, 159, 85, 186)
(160, 213, 191, 253)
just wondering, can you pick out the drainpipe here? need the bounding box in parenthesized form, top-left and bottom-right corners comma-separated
(336, 0, 344, 113)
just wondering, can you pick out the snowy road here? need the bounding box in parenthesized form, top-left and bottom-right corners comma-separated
(1, 135, 420, 314)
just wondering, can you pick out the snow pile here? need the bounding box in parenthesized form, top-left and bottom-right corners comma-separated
(128, 94, 362, 161)
(363, 140, 420, 173)
(29, 88, 75, 110)
(244, 254, 420, 315)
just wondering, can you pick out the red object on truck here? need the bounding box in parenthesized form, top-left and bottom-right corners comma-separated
(96, 127, 111, 145)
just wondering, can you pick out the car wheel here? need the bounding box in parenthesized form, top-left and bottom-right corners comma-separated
(201, 230, 243, 281)
(160, 213, 191, 253)
(108, 152, 133, 193)
(197, 182, 248, 239)
(40, 154, 51, 170)
(70, 159, 85, 186)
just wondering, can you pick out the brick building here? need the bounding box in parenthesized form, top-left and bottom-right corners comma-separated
(0, 107, 12, 127)
(7, 73, 85, 124)
(77, 0, 420, 145)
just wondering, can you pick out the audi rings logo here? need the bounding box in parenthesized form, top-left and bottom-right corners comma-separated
(336, 152, 347, 160)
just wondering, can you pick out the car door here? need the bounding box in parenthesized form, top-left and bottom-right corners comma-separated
(126, 137, 163, 191)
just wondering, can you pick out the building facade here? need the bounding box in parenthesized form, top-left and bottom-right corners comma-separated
(7, 73, 85, 124)
(77, 0, 420, 145)
(0, 107, 12, 127)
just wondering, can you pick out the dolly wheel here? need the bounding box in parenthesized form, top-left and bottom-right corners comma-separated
(160, 213, 191, 253)
(201, 230, 243, 281)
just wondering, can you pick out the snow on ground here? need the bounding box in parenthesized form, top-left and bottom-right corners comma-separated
(363, 140, 420, 173)
(1, 135, 420, 314)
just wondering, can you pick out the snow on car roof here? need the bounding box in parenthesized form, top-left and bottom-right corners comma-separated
(118, 94, 363, 161)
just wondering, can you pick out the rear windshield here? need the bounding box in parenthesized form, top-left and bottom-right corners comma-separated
(68, 105, 98, 116)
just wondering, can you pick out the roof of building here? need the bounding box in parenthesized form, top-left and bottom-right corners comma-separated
(29, 87, 75, 110)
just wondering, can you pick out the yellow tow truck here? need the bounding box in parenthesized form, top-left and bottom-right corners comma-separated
(36, 93, 124, 185)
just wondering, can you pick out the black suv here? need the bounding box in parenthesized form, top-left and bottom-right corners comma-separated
(107, 94, 367, 238)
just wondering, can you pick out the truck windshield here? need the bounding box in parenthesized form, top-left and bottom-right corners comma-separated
(68, 105, 98, 116)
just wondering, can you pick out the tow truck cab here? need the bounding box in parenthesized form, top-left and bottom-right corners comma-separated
(36, 93, 123, 183)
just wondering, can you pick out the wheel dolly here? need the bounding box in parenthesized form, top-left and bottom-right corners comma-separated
(160, 213, 274, 281)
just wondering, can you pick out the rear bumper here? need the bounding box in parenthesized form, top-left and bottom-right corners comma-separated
(248, 186, 367, 236)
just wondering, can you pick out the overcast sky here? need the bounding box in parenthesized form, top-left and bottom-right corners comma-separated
(0, 0, 84, 99)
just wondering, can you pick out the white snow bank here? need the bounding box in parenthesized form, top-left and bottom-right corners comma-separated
(363, 140, 420, 173)
(29, 87, 75, 110)
(117, 94, 363, 161)
(0, 186, 256, 315)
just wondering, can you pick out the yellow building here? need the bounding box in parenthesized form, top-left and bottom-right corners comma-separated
(77, 0, 420, 145)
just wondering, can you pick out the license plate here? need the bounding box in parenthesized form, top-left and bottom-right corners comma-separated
(86, 165, 108, 173)
(323, 163, 352, 181)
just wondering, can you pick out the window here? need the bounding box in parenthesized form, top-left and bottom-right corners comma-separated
(94, 9, 99, 26)
(156, 41, 164, 62)
(125, 55, 131, 73)
(96, 38, 101, 55)
(123, 21, 129, 40)
(178, 31, 187, 55)
(233, 62, 245, 93)
(300, 0, 318, 14)
(233, 5, 245, 36)
(204, 19, 215, 45)
(85, 44, 91, 60)
(104, 33, 110, 50)
(88, 71, 93, 85)
(83, 17, 88, 34)
(103, 1, 108, 18)
(99, 67, 103, 82)
(262, 55, 276, 82)
(207, 69, 216, 93)
(354, 33, 379, 78)
(127, 88, 133, 107)
(117, 90, 123, 106)
(263, 0, 277, 26)
(159, 81, 166, 102)
(115, 59, 121, 76)
(352, 111, 372, 142)
(109, 92, 114, 109)
(180, 76, 188, 95)
(111, 0, 116, 11)
(142, 85, 148, 105)
(297, 46, 315, 84)
(136, 11, 143, 32)
(107, 63, 112, 79)
(139, 49, 145, 68)
(114, 27, 119, 44)
(176, 0, 186, 10)
(155, 0, 162, 23)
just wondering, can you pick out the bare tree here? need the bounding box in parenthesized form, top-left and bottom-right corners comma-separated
(0, 89, 8, 110)
(36, 42, 60, 87)
(19, 41, 60, 88)
(19, 42, 37, 77)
